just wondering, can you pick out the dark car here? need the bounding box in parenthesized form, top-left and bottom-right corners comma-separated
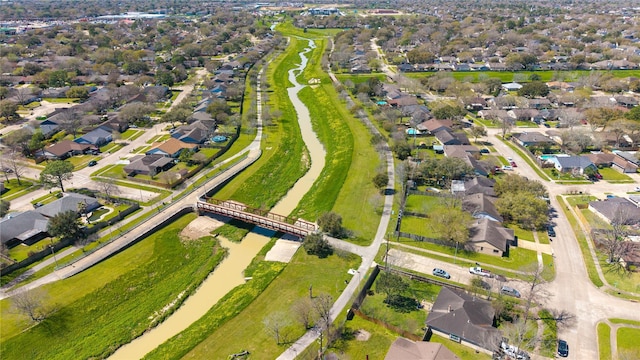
(500, 285, 521, 298)
(547, 226, 556, 237)
(558, 340, 569, 357)
(510, 161, 517, 167)
(88, 160, 98, 167)
(480, 148, 490, 154)
(432, 268, 451, 279)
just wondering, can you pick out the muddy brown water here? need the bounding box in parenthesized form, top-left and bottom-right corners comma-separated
(110, 39, 325, 359)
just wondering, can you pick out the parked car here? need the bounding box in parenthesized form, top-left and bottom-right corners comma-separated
(510, 161, 517, 167)
(500, 285, 521, 298)
(469, 266, 493, 278)
(432, 268, 451, 279)
(502, 165, 514, 171)
(543, 123, 551, 128)
(480, 148, 490, 154)
(547, 226, 556, 237)
(88, 160, 98, 167)
(557, 340, 569, 357)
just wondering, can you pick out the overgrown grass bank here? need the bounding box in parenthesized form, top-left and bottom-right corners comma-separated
(1, 213, 226, 360)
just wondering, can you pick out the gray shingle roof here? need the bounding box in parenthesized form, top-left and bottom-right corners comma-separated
(426, 287, 502, 351)
(0, 211, 49, 245)
(35, 193, 100, 218)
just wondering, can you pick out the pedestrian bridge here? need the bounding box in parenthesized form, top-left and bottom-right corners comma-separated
(196, 198, 317, 238)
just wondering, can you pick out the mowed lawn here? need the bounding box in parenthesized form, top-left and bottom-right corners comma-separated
(178, 250, 360, 359)
(617, 327, 640, 359)
(0, 213, 227, 360)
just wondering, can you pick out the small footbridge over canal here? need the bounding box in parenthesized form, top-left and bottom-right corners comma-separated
(196, 198, 318, 238)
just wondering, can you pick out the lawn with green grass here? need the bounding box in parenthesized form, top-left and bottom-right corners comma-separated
(599, 167, 635, 183)
(360, 276, 442, 336)
(1, 213, 227, 360)
(42, 97, 79, 103)
(6, 237, 55, 262)
(99, 142, 123, 154)
(0, 179, 36, 201)
(121, 129, 144, 141)
(538, 309, 558, 358)
(617, 327, 640, 359)
(597, 322, 612, 360)
(610, 318, 640, 326)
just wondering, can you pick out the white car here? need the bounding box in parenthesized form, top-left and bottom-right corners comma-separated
(502, 165, 513, 171)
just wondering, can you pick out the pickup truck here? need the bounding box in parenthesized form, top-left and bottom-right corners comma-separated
(469, 266, 493, 278)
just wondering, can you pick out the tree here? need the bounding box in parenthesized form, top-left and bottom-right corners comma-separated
(431, 104, 466, 120)
(47, 210, 85, 242)
(119, 102, 155, 124)
(97, 178, 120, 200)
(495, 192, 548, 230)
(495, 174, 547, 198)
(517, 264, 551, 349)
(40, 160, 74, 192)
(559, 108, 583, 129)
(376, 272, 408, 298)
(6, 151, 26, 185)
(317, 212, 345, 238)
(263, 311, 290, 345)
(517, 81, 549, 98)
(470, 125, 487, 143)
(430, 207, 472, 247)
(0, 200, 9, 217)
(1, 128, 31, 155)
(302, 232, 333, 258)
(293, 297, 315, 330)
(65, 86, 89, 100)
(392, 141, 412, 160)
(10, 288, 54, 323)
(625, 106, 640, 122)
(372, 172, 389, 193)
(28, 129, 45, 156)
(594, 208, 632, 271)
(499, 117, 514, 138)
(0, 99, 19, 123)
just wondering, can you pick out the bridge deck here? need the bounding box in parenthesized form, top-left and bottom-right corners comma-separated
(196, 199, 317, 238)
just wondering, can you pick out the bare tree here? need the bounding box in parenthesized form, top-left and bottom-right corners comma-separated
(10, 288, 54, 323)
(594, 209, 632, 273)
(263, 311, 290, 345)
(517, 264, 551, 349)
(6, 151, 27, 185)
(312, 293, 333, 332)
(499, 117, 514, 138)
(559, 109, 583, 129)
(97, 178, 120, 200)
(293, 297, 315, 330)
(502, 317, 539, 352)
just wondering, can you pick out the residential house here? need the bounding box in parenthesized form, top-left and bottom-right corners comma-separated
(463, 193, 503, 222)
(585, 153, 638, 173)
(35, 193, 101, 218)
(443, 145, 480, 158)
(463, 177, 496, 197)
(468, 218, 514, 256)
(384, 337, 460, 360)
(613, 151, 640, 167)
(588, 197, 640, 225)
(512, 132, 555, 147)
(417, 119, 453, 134)
(462, 97, 488, 111)
(23, 119, 60, 138)
(508, 109, 539, 122)
(426, 287, 502, 353)
(124, 154, 175, 176)
(0, 211, 50, 248)
(502, 82, 522, 91)
(528, 98, 552, 109)
(614, 96, 638, 109)
(548, 155, 597, 175)
(171, 120, 216, 144)
(74, 126, 112, 146)
(146, 138, 198, 158)
(434, 129, 470, 146)
(389, 95, 419, 107)
(41, 140, 96, 160)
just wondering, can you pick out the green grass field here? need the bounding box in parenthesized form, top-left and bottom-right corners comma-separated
(599, 167, 634, 183)
(0, 214, 227, 360)
(598, 322, 612, 360)
(617, 327, 640, 359)
(0, 179, 36, 201)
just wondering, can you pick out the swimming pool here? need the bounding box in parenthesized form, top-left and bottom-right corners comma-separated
(540, 155, 556, 160)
